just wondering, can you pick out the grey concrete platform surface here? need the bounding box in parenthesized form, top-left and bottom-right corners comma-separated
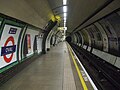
(0, 42, 76, 90)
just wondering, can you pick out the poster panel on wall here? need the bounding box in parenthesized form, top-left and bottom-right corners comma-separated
(25, 28, 39, 56)
(0, 24, 22, 69)
(37, 36, 42, 53)
(27, 34, 31, 54)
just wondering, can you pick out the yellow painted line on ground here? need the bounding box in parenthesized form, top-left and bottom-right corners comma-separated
(67, 44, 88, 90)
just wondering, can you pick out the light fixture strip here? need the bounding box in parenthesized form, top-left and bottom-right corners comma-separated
(64, 17, 67, 20)
(64, 13, 67, 17)
(63, 0, 67, 5)
(64, 23, 66, 27)
(63, 0, 67, 27)
(63, 6, 67, 13)
(64, 20, 66, 23)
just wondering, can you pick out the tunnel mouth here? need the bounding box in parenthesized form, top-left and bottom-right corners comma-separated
(66, 36, 72, 43)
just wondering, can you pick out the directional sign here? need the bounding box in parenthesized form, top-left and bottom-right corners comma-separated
(58, 27, 67, 30)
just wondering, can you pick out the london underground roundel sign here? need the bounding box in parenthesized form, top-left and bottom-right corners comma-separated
(1, 36, 16, 63)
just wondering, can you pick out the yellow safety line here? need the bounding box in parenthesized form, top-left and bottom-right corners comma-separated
(67, 44, 88, 90)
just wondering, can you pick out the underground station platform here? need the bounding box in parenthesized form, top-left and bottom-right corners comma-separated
(0, 42, 96, 90)
(0, 1, 120, 90)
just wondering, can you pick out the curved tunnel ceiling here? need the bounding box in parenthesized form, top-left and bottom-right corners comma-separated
(48, 0, 64, 26)
(25, 0, 53, 22)
(47, 0, 120, 35)
(0, 0, 119, 32)
(0, 0, 54, 29)
(67, 0, 109, 33)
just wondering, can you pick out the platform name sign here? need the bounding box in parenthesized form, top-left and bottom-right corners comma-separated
(1, 45, 16, 56)
(0, 24, 22, 69)
(1, 36, 16, 63)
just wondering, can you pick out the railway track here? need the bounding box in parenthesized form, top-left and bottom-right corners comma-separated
(69, 43, 120, 90)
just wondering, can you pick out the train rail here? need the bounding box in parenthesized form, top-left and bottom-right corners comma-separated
(69, 43, 120, 90)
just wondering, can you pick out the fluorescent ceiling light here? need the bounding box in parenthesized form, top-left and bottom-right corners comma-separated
(64, 21, 66, 24)
(64, 17, 67, 21)
(64, 23, 66, 27)
(64, 13, 67, 17)
(64, 22, 66, 25)
(63, 6, 67, 13)
(63, 0, 67, 5)
(64, 20, 66, 23)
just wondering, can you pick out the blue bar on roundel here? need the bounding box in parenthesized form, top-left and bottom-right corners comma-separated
(1, 45, 16, 56)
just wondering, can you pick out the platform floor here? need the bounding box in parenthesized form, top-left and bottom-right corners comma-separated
(0, 42, 77, 90)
